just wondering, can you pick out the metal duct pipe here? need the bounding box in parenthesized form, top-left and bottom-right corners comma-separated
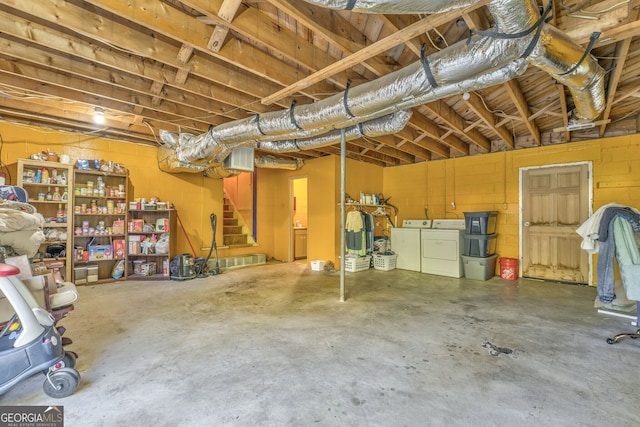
(255, 156, 304, 170)
(305, 0, 605, 121)
(258, 109, 412, 152)
(530, 25, 605, 121)
(210, 109, 409, 162)
(306, 0, 482, 14)
(159, 0, 605, 176)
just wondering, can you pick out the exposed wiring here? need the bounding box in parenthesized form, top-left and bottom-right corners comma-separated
(153, 98, 264, 124)
(142, 120, 162, 145)
(0, 132, 10, 184)
(432, 28, 449, 48)
(567, 0, 630, 19)
(425, 31, 442, 51)
(576, 0, 629, 14)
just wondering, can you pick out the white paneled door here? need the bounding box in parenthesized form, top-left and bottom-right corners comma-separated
(521, 163, 591, 284)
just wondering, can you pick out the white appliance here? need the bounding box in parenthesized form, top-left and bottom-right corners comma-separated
(390, 219, 432, 272)
(421, 219, 465, 278)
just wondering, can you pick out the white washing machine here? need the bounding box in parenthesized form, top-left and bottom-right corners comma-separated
(390, 219, 432, 272)
(421, 219, 465, 278)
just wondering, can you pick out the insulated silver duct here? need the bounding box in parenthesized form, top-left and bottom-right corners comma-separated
(304, 0, 605, 120)
(308, 0, 482, 14)
(159, 0, 605, 177)
(255, 156, 305, 170)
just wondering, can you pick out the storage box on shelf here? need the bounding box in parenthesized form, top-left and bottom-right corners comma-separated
(72, 169, 128, 284)
(8, 159, 74, 281)
(127, 207, 176, 280)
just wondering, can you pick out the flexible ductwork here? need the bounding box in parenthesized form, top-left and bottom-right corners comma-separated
(255, 156, 305, 170)
(159, 0, 605, 177)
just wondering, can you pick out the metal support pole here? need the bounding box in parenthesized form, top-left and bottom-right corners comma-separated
(339, 127, 346, 302)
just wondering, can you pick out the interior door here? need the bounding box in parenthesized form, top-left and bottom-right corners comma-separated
(521, 163, 590, 284)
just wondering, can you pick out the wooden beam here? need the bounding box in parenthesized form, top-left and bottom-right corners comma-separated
(264, 0, 392, 77)
(423, 100, 491, 151)
(206, 0, 243, 52)
(0, 0, 294, 108)
(0, 61, 210, 134)
(462, 91, 513, 148)
(411, 110, 469, 155)
(575, 19, 640, 48)
(261, 0, 491, 105)
(504, 79, 541, 145)
(77, 0, 336, 101)
(556, 84, 571, 142)
(600, 37, 632, 136)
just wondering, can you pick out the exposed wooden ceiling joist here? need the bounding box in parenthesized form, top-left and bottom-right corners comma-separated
(0, 0, 636, 169)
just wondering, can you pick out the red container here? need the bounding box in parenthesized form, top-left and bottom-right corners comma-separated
(499, 257, 518, 281)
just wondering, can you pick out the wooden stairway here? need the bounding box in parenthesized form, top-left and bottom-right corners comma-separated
(223, 197, 252, 247)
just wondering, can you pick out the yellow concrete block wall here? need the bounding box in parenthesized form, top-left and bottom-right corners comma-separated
(3, 120, 640, 282)
(0, 122, 223, 259)
(257, 155, 340, 265)
(383, 134, 640, 281)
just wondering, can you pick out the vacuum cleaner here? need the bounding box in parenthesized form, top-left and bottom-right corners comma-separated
(193, 213, 221, 277)
(171, 213, 221, 280)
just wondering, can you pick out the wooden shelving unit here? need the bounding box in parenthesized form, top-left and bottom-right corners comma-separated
(71, 169, 128, 285)
(127, 208, 176, 280)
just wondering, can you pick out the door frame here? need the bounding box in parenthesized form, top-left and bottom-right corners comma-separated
(289, 175, 308, 262)
(518, 161, 593, 285)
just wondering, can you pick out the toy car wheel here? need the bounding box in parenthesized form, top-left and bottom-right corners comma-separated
(62, 351, 77, 368)
(43, 368, 80, 398)
(42, 351, 78, 375)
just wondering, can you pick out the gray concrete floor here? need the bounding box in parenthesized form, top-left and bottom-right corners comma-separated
(2, 262, 639, 426)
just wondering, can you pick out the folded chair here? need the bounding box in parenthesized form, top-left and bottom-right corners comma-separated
(601, 217, 640, 344)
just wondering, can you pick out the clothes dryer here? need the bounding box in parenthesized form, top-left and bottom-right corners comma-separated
(421, 219, 465, 277)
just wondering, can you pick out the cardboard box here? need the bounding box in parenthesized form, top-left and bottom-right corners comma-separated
(133, 261, 156, 276)
(128, 219, 144, 233)
(112, 219, 125, 234)
(128, 235, 141, 254)
(88, 244, 113, 261)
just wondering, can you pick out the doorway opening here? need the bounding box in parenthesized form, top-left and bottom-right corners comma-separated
(223, 172, 256, 246)
(291, 177, 308, 262)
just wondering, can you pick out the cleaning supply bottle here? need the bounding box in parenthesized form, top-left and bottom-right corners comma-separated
(41, 168, 49, 184)
(52, 187, 61, 201)
(56, 204, 65, 223)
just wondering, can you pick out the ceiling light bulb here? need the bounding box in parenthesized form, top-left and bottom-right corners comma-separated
(93, 107, 105, 124)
